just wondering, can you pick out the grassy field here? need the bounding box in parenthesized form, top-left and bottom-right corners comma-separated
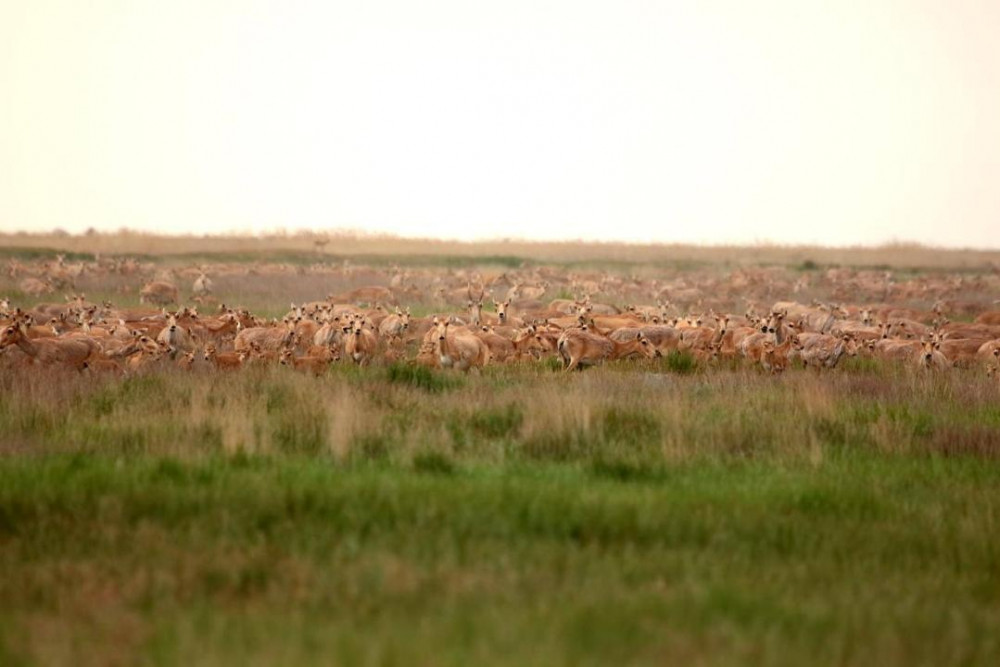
(2, 357, 1000, 665)
(4, 230, 1000, 269)
(3, 234, 1000, 664)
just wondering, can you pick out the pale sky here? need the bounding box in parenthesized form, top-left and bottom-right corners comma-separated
(1, 1, 998, 247)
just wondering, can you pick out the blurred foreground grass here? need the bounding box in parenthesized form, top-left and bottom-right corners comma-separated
(2, 363, 1000, 665)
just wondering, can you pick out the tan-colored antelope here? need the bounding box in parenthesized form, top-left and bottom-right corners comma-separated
(797, 333, 856, 369)
(156, 314, 197, 356)
(987, 348, 1000, 379)
(490, 298, 513, 325)
(81, 357, 125, 376)
(70, 318, 113, 340)
(344, 320, 378, 366)
(873, 338, 922, 361)
(508, 326, 548, 361)
(760, 335, 802, 374)
(291, 317, 320, 350)
(938, 323, 1000, 340)
(203, 344, 244, 370)
(192, 272, 213, 297)
(556, 328, 655, 372)
(976, 340, 1000, 362)
(195, 312, 240, 346)
(530, 328, 562, 358)
(796, 306, 838, 334)
(718, 324, 757, 360)
(830, 318, 882, 342)
(234, 320, 295, 354)
(327, 286, 397, 307)
(692, 342, 722, 363)
(105, 334, 159, 361)
(762, 310, 799, 344)
(313, 313, 348, 349)
(679, 313, 729, 352)
(934, 336, 991, 367)
(546, 298, 588, 316)
(279, 348, 337, 375)
(916, 340, 949, 371)
(378, 307, 411, 341)
(139, 281, 179, 306)
(466, 283, 486, 326)
(885, 319, 929, 341)
(125, 341, 176, 373)
(975, 311, 1000, 326)
(738, 331, 771, 363)
(19, 277, 54, 297)
(543, 311, 589, 330)
(435, 319, 490, 372)
(0, 324, 101, 368)
(176, 350, 198, 371)
(770, 301, 812, 320)
(508, 282, 548, 301)
(17, 315, 60, 339)
(473, 326, 517, 363)
(674, 314, 704, 330)
(610, 325, 681, 356)
(624, 304, 660, 322)
(579, 299, 621, 316)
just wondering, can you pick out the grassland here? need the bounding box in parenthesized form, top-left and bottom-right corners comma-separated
(2, 358, 1000, 665)
(3, 234, 1000, 665)
(4, 230, 1000, 270)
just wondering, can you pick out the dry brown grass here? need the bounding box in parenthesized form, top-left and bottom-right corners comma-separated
(3, 358, 999, 466)
(4, 230, 1000, 269)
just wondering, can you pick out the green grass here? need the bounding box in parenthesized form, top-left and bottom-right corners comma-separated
(0, 246, 97, 262)
(662, 350, 698, 374)
(1, 454, 999, 666)
(385, 362, 462, 393)
(2, 364, 1000, 664)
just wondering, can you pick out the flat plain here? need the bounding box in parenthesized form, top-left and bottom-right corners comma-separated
(2, 233, 1000, 666)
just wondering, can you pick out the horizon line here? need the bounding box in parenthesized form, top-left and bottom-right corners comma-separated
(3, 228, 999, 254)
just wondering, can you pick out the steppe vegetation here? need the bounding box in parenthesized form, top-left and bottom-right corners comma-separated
(2, 233, 1000, 665)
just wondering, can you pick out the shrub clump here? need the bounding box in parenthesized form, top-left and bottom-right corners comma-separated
(469, 404, 523, 439)
(412, 451, 456, 475)
(386, 363, 459, 393)
(663, 351, 697, 375)
(601, 406, 661, 444)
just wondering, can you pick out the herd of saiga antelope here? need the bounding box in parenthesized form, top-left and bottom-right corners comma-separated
(4, 256, 1000, 378)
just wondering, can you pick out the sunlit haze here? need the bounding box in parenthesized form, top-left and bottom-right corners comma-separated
(2, 1, 998, 247)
